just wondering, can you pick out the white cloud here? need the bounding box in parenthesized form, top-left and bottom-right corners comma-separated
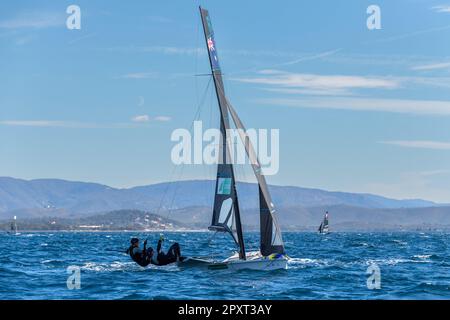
(411, 61, 450, 71)
(131, 115, 150, 123)
(106, 45, 341, 61)
(262, 87, 353, 96)
(0, 120, 114, 128)
(416, 169, 450, 177)
(131, 115, 171, 122)
(363, 24, 450, 44)
(107, 46, 204, 56)
(407, 76, 450, 88)
(0, 119, 171, 129)
(234, 67, 450, 93)
(0, 117, 171, 128)
(0, 120, 58, 127)
(117, 72, 157, 79)
(256, 97, 450, 116)
(0, 12, 63, 29)
(379, 140, 450, 150)
(232, 70, 400, 95)
(270, 49, 342, 67)
(154, 116, 171, 122)
(431, 5, 450, 13)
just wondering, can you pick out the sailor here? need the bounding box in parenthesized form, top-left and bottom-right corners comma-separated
(127, 236, 184, 267)
(126, 238, 151, 267)
(149, 235, 185, 265)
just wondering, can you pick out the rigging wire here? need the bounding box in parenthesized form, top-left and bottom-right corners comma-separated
(153, 19, 203, 224)
(160, 77, 213, 223)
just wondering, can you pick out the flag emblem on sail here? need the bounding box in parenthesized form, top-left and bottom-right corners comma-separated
(207, 37, 215, 51)
(208, 37, 220, 70)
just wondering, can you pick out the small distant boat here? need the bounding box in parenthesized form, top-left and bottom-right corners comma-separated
(318, 211, 329, 234)
(8, 216, 19, 235)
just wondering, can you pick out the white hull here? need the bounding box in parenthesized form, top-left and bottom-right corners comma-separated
(224, 258, 287, 271)
(179, 251, 288, 271)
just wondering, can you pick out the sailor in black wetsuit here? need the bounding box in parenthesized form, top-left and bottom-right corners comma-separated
(152, 235, 185, 265)
(126, 238, 151, 267)
(127, 236, 184, 267)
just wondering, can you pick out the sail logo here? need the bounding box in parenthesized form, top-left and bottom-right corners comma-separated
(366, 5, 381, 30)
(217, 178, 232, 195)
(366, 264, 381, 289)
(66, 266, 81, 290)
(207, 37, 215, 51)
(171, 121, 280, 175)
(207, 36, 220, 70)
(66, 5, 81, 30)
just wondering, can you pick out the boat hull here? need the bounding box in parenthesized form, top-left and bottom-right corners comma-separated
(178, 251, 288, 271)
(220, 258, 287, 271)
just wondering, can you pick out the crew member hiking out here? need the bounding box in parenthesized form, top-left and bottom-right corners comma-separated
(126, 238, 151, 267)
(126, 236, 185, 267)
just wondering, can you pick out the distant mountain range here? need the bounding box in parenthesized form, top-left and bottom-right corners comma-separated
(2, 206, 450, 232)
(1, 177, 449, 231)
(0, 177, 441, 220)
(164, 205, 450, 231)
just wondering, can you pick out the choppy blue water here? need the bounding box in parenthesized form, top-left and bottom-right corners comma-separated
(0, 231, 449, 299)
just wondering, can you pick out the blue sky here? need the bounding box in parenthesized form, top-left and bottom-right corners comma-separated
(1, 0, 450, 202)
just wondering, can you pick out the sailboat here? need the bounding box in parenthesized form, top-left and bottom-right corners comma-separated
(8, 216, 19, 235)
(318, 211, 329, 234)
(179, 7, 288, 270)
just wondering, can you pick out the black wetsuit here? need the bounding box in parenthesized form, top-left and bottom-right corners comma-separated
(127, 244, 151, 267)
(153, 239, 183, 266)
(127, 240, 183, 267)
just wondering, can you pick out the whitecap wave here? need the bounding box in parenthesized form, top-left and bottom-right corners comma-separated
(392, 239, 408, 246)
(413, 254, 432, 259)
(81, 261, 138, 272)
(287, 257, 326, 269)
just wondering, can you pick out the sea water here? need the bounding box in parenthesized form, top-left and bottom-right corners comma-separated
(0, 231, 449, 299)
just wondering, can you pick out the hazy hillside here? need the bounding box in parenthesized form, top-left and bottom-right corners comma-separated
(0, 210, 187, 231)
(0, 177, 440, 219)
(276, 205, 450, 230)
(2, 206, 450, 232)
(164, 205, 450, 231)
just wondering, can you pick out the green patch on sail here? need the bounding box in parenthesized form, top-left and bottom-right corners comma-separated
(217, 178, 232, 195)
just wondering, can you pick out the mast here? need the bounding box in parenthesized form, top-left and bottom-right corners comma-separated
(199, 7, 246, 260)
